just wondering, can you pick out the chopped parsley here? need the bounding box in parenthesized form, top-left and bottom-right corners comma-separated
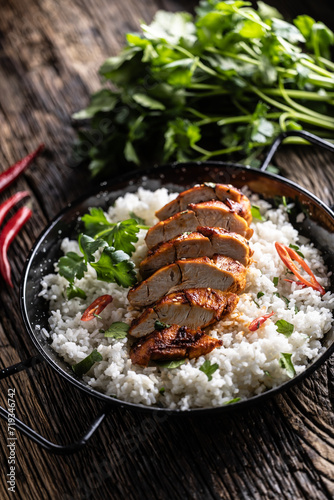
(72, 349, 103, 377)
(279, 353, 296, 378)
(104, 322, 129, 338)
(273, 277, 279, 286)
(199, 360, 219, 381)
(154, 320, 171, 331)
(275, 319, 294, 337)
(289, 243, 304, 258)
(157, 359, 186, 369)
(257, 292, 265, 299)
(224, 397, 241, 405)
(251, 205, 265, 221)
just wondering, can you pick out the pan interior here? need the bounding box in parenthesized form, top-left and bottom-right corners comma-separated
(21, 162, 334, 411)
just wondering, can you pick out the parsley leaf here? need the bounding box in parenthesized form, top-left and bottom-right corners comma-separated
(224, 397, 241, 405)
(275, 319, 294, 337)
(58, 252, 87, 283)
(91, 247, 137, 287)
(289, 244, 304, 258)
(257, 292, 265, 299)
(279, 353, 296, 378)
(66, 284, 87, 300)
(158, 359, 186, 369)
(199, 360, 219, 381)
(72, 349, 103, 377)
(79, 234, 107, 263)
(251, 205, 265, 221)
(99, 219, 140, 256)
(129, 211, 146, 226)
(273, 277, 279, 286)
(81, 207, 111, 236)
(104, 322, 129, 338)
(155, 320, 171, 331)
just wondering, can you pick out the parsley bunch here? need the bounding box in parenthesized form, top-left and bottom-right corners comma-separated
(72, 0, 334, 176)
(58, 208, 148, 298)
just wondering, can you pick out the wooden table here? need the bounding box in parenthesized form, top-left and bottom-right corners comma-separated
(0, 1, 333, 498)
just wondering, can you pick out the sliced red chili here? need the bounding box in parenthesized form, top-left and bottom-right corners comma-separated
(81, 295, 113, 321)
(0, 144, 44, 194)
(284, 279, 308, 289)
(248, 311, 274, 331)
(0, 191, 30, 227)
(275, 242, 325, 295)
(0, 206, 32, 287)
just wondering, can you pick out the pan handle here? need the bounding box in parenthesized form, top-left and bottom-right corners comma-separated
(260, 130, 334, 172)
(0, 356, 111, 455)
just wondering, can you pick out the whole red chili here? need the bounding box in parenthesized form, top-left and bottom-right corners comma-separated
(248, 311, 275, 331)
(81, 295, 113, 321)
(0, 144, 44, 194)
(0, 206, 32, 287)
(0, 191, 30, 227)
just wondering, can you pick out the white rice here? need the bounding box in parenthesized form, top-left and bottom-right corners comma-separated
(39, 188, 334, 410)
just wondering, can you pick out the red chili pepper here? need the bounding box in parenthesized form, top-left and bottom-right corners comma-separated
(275, 242, 325, 295)
(0, 144, 44, 194)
(81, 295, 113, 321)
(0, 191, 30, 227)
(0, 206, 32, 287)
(248, 311, 275, 331)
(284, 279, 308, 289)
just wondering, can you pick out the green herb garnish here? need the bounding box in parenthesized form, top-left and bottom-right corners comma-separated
(273, 277, 279, 286)
(294, 305, 299, 314)
(72, 349, 103, 377)
(279, 353, 296, 378)
(129, 211, 147, 226)
(199, 360, 219, 381)
(257, 292, 265, 299)
(275, 319, 294, 337)
(72, 2, 334, 177)
(159, 387, 165, 395)
(289, 244, 305, 258)
(282, 196, 291, 213)
(104, 322, 129, 338)
(224, 397, 241, 405)
(158, 359, 186, 369)
(251, 205, 265, 221)
(154, 320, 171, 331)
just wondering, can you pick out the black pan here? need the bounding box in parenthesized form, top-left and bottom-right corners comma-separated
(1, 130, 334, 455)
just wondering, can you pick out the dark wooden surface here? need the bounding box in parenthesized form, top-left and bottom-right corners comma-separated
(0, 1, 333, 499)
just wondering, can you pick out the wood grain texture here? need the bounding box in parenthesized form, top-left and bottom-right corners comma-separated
(0, 1, 333, 499)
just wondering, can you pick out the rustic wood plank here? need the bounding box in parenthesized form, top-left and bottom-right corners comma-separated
(0, 1, 333, 499)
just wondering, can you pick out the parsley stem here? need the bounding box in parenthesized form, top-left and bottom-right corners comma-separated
(278, 77, 334, 124)
(300, 58, 334, 79)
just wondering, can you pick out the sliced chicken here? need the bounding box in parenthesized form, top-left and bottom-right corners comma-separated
(145, 201, 253, 249)
(130, 324, 222, 367)
(129, 289, 239, 338)
(156, 183, 252, 224)
(128, 255, 246, 308)
(140, 228, 252, 278)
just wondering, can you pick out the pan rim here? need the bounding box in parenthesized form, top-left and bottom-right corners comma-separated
(20, 161, 334, 414)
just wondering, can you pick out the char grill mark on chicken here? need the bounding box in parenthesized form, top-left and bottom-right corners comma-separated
(130, 324, 223, 367)
(140, 228, 252, 279)
(129, 289, 239, 338)
(128, 255, 246, 308)
(155, 183, 252, 224)
(145, 200, 253, 249)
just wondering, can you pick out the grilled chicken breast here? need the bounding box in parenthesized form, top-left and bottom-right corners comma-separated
(128, 255, 246, 308)
(129, 289, 239, 338)
(145, 201, 253, 249)
(130, 324, 222, 367)
(140, 228, 252, 278)
(155, 183, 252, 224)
